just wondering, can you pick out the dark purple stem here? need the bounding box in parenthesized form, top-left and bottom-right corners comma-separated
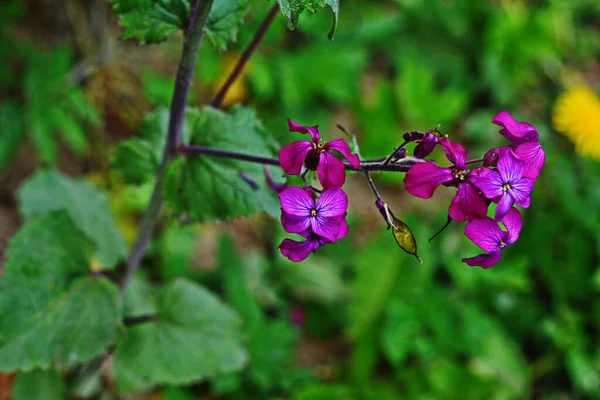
(178, 145, 417, 172)
(124, 314, 158, 327)
(211, 3, 280, 108)
(122, 0, 214, 290)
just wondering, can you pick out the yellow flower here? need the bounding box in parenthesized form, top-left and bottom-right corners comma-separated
(553, 86, 600, 160)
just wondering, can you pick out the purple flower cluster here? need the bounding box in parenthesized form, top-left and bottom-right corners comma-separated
(277, 120, 359, 262)
(404, 111, 545, 268)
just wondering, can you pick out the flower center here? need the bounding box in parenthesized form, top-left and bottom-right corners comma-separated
(316, 139, 326, 150)
(310, 208, 317, 216)
(499, 240, 506, 248)
(453, 169, 468, 181)
(502, 183, 511, 191)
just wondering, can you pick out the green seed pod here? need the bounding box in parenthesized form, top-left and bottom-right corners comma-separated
(391, 217, 422, 263)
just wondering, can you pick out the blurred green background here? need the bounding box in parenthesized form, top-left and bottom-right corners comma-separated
(1, 0, 600, 399)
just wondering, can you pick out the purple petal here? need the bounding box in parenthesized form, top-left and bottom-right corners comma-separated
(492, 111, 539, 144)
(464, 217, 504, 252)
(461, 250, 502, 269)
(316, 188, 348, 218)
(404, 162, 453, 199)
(279, 237, 317, 262)
(449, 182, 489, 222)
(310, 215, 341, 242)
(265, 166, 287, 192)
(494, 193, 514, 220)
(317, 152, 346, 188)
(336, 218, 349, 240)
(509, 178, 534, 208)
(278, 140, 313, 175)
(497, 150, 525, 183)
(325, 138, 360, 168)
(500, 207, 522, 245)
(514, 140, 545, 180)
(278, 186, 314, 216)
(440, 137, 468, 169)
(470, 168, 504, 200)
(287, 118, 320, 142)
(281, 211, 311, 234)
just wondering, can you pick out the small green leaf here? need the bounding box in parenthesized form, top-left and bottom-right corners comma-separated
(163, 106, 279, 221)
(205, 0, 249, 52)
(114, 278, 248, 392)
(12, 369, 66, 400)
(276, 0, 339, 39)
(0, 213, 122, 372)
(18, 170, 127, 269)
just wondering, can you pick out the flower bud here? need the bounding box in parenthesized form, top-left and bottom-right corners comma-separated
(483, 147, 503, 168)
(403, 131, 425, 142)
(414, 133, 440, 159)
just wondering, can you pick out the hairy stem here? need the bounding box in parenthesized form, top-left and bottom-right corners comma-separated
(122, 0, 214, 289)
(211, 3, 280, 108)
(179, 145, 419, 172)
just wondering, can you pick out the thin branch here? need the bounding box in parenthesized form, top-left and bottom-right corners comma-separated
(211, 3, 280, 108)
(363, 171, 382, 201)
(178, 144, 417, 172)
(122, 0, 214, 290)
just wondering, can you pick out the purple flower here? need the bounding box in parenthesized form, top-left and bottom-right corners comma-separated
(278, 119, 360, 188)
(462, 207, 522, 268)
(471, 150, 534, 220)
(404, 137, 488, 222)
(279, 186, 348, 242)
(492, 111, 545, 180)
(279, 220, 349, 262)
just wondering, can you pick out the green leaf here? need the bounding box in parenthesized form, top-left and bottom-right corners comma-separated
(24, 46, 97, 164)
(12, 369, 66, 400)
(163, 105, 279, 221)
(114, 278, 248, 392)
(109, 0, 190, 44)
(111, 109, 171, 184)
(0, 213, 122, 372)
(277, 0, 339, 39)
(205, 0, 249, 52)
(0, 102, 24, 169)
(18, 169, 127, 269)
(110, 0, 249, 49)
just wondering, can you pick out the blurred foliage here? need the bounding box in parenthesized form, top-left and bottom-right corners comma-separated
(1, 0, 600, 399)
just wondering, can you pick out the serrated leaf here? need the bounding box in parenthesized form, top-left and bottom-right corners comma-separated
(12, 369, 66, 400)
(0, 213, 122, 372)
(205, 0, 249, 51)
(109, 0, 190, 44)
(163, 105, 279, 221)
(110, 0, 248, 49)
(112, 108, 189, 184)
(114, 278, 248, 392)
(18, 170, 127, 269)
(277, 0, 339, 39)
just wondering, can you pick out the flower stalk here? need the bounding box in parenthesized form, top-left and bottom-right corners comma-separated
(122, 0, 214, 289)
